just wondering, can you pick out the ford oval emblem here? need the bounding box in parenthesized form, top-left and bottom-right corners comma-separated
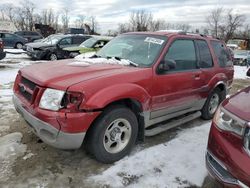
(20, 85, 26, 93)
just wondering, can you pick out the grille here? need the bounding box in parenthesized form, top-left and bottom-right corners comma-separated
(18, 76, 37, 102)
(27, 46, 33, 52)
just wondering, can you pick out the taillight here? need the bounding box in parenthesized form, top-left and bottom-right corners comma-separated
(62, 91, 84, 112)
(0, 41, 3, 49)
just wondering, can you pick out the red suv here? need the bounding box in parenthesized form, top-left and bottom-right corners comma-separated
(206, 87, 250, 187)
(13, 31, 233, 163)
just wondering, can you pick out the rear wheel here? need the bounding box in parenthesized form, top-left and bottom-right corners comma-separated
(85, 106, 138, 163)
(201, 88, 223, 120)
(15, 42, 23, 49)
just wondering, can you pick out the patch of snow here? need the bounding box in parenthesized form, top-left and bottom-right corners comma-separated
(0, 68, 18, 85)
(70, 57, 131, 67)
(0, 126, 10, 135)
(3, 49, 28, 60)
(23, 153, 35, 160)
(234, 65, 248, 79)
(74, 52, 96, 60)
(89, 123, 211, 188)
(0, 132, 27, 181)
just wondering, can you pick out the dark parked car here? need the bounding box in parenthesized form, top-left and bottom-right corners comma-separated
(26, 34, 91, 60)
(14, 31, 43, 42)
(206, 86, 250, 187)
(0, 38, 6, 60)
(0, 32, 28, 49)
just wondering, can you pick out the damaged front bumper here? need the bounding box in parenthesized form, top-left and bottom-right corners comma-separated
(13, 95, 86, 150)
(0, 51, 6, 60)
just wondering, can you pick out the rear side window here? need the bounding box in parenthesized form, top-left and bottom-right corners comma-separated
(196, 40, 213, 68)
(164, 39, 197, 71)
(72, 36, 90, 44)
(211, 41, 231, 67)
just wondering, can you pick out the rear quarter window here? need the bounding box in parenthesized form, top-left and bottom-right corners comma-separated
(196, 40, 213, 68)
(210, 41, 232, 67)
(72, 36, 89, 44)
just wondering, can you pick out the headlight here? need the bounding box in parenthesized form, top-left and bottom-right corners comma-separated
(39, 88, 65, 111)
(214, 106, 246, 136)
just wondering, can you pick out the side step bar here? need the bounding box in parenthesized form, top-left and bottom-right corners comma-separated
(145, 111, 201, 137)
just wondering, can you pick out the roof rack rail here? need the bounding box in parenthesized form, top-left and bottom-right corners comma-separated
(157, 30, 207, 37)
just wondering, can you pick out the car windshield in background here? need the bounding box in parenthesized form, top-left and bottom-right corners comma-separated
(80, 38, 98, 48)
(43, 35, 62, 45)
(96, 34, 167, 67)
(234, 50, 249, 56)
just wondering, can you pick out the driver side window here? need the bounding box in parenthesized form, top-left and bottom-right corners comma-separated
(164, 39, 197, 71)
(59, 38, 72, 46)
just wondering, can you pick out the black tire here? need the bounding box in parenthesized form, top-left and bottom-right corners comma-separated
(15, 42, 23, 49)
(201, 88, 223, 120)
(85, 106, 138, 163)
(48, 53, 57, 61)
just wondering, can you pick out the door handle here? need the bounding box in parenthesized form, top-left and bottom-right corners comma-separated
(192, 74, 200, 80)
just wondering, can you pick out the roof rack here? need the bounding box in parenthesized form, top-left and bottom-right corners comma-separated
(157, 30, 207, 38)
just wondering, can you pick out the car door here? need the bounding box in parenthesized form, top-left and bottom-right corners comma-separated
(195, 39, 216, 96)
(2, 33, 16, 47)
(150, 38, 205, 121)
(57, 37, 72, 58)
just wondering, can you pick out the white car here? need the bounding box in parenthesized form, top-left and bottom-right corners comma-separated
(233, 50, 250, 66)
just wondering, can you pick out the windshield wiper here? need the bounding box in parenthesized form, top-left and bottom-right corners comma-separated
(107, 56, 139, 67)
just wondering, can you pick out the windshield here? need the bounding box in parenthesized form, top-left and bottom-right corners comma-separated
(228, 40, 243, 45)
(234, 50, 248, 56)
(96, 34, 167, 67)
(42, 35, 62, 45)
(80, 38, 98, 48)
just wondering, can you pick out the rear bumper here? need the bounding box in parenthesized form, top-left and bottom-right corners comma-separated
(13, 94, 86, 150)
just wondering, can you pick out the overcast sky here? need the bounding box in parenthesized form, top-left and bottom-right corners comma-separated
(1, 0, 250, 33)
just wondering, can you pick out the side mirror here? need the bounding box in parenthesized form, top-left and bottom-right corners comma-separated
(158, 59, 176, 74)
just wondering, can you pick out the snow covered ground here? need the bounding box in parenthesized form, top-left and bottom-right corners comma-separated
(0, 49, 249, 187)
(234, 65, 249, 79)
(89, 123, 210, 188)
(0, 133, 27, 182)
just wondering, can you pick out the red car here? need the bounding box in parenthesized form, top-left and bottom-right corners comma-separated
(0, 38, 6, 60)
(206, 87, 250, 187)
(13, 31, 233, 163)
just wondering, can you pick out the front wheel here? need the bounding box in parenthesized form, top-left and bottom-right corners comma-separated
(85, 106, 138, 163)
(48, 53, 57, 61)
(201, 88, 223, 120)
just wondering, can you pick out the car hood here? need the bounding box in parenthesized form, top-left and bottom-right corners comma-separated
(223, 87, 250, 121)
(26, 42, 54, 49)
(20, 58, 140, 90)
(63, 46, 82, 51)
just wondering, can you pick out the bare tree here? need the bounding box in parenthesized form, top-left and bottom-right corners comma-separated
(222, 9, 245, 42)
(61, 8, 70, 33)
(206, 7, 223, 38)
(129, 10, 153, 31)
(206, 7, 245, 41)
(74, 14, 85, 28)
(149, 19, 167, 31)
(89, 16, 98, 34)
(118, 23, 131, 33)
